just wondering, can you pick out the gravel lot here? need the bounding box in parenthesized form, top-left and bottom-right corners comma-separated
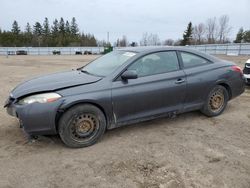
(0, 54, 250, 188)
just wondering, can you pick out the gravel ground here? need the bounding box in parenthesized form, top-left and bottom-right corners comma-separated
(0, 54, 249, 188)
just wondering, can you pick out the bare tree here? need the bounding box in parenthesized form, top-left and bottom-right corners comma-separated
(140, 33, 160, 46)
(148, 33, 161, 46)
(117, 35, 128, 47)
(140, 32, 148, 46)
(121, 35, 128, 47)
(163, 39, 174, 46)
(193, 23, 206, 44)
(206, 17, 218, 44)
(218, 15, 231, 43)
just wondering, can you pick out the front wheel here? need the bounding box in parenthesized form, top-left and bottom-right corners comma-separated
(58, 104, 106, 148)
(201, 85, 229, 117)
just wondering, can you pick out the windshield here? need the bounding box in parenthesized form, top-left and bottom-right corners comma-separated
(81, 51, 137, 76)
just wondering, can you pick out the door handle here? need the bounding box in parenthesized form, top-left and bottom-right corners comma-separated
(175, 78, 185, 84)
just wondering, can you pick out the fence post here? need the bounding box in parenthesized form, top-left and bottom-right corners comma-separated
(238, 43, 242, 55)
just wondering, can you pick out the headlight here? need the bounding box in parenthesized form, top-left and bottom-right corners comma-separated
(18, 93, 62, 105)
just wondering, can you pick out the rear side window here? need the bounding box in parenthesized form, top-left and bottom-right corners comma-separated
(127, 51, 179, 77)
(180, 52, 210, 68)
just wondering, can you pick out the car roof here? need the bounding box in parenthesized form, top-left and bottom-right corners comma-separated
(116, 46, 219, 62)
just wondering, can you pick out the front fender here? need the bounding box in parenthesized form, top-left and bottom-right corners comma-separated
(57, 93, 114, 129)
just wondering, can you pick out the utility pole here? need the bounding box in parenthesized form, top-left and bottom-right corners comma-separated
(107, 32, 109, 44)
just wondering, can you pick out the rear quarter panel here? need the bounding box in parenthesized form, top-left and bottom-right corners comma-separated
(183, 61, 237, 109)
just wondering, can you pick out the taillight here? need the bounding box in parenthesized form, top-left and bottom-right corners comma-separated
(231, 65, 243, 75)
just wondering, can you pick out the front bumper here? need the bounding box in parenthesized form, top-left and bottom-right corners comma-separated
(6, 99, 64, 135)
(244, 74, 250, 84)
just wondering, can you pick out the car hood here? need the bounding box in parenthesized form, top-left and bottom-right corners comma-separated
(11, 70, 102, 98)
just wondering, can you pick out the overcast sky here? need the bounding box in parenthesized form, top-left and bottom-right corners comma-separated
(0, 0, 249, 43)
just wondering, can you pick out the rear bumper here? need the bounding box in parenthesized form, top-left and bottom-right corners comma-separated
(6, 99, 64, 135)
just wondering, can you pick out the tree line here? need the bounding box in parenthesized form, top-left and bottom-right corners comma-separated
(115, 15, 250, 47)
(0, 17, 97, 47)
(181, 15, 250, 46)
(1, 15, 250, 47)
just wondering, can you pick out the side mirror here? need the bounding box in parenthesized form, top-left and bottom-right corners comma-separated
(121, 70, 138, 80)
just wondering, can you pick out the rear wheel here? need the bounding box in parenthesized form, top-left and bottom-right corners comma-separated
(201, 85, 229, 117)
(58, 104, 106, 148)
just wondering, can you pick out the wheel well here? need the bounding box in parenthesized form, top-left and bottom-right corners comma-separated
(55, 102, 107, 132)
(218, 83, 232, 100)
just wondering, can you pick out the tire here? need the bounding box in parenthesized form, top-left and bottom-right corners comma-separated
(58, 104, 106, 148)
(201, 85, 229, 117)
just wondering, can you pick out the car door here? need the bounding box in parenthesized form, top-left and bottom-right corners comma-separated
(111, 51, 187, 125)
(178, 51, 214, 109)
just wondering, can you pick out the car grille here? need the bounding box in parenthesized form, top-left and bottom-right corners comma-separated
(243, 66, 250, 74)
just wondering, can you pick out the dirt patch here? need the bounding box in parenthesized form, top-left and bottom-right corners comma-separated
(0, 55, 250, 188)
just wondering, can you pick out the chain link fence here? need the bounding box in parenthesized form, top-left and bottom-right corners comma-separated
(0, 47, 104, 56)
(190, 43, 250, 55)
(0, 43, 250, 56)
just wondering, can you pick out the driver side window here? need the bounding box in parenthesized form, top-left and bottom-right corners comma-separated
(127, 51, 179, 77)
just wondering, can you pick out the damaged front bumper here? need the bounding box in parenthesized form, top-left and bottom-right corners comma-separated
(5, 96, 64, 136)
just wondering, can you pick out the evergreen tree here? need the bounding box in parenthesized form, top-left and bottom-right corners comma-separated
(11, 20, 20, 35)
(42, 18, 51, 46)
(25, 22, 32, 34)
(65, 21, 71, 35)
(51, 19, 59, 36)
(0, 18, 98, 47)
(181, 22, 193, 45)
(24, 22, 32, 46)
(59, 17, 65, 34)
(234, 28, 244, 43)
(70, 17, 79, 36)
(43, 17, 50, 36)
(33, 22, 43, 36)
(243, 30, 250, 42)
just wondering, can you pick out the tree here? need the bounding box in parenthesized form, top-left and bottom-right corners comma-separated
(234, 27, 244, 43)
(24, 22, 32, 46)
(140, 32, 148, 46)
(117, 35, 128, 47)
(25, 23, 32, 34)
(193, 23, 205, 44)
(11, 20, 20, 35)
(59, 17, 65, 34)
(164, 39, 174, 46)
(70, 17, 79, 36)
(148, 33, 160, 46)
(0, 18, 98, 47)
(43, 17, 50, 36)
(51, 19, 59, 36)
(218, 15, 231, 43)
(243, 30, 250, 42)
(140, 33, 161, 46)
(181, 22, 193, 45)
(206, 17, 217, 43)
(65, 21, 71, 35)
(33, 22, 43, 36)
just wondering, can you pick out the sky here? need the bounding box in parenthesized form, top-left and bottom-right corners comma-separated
(0, 0, 249, 44)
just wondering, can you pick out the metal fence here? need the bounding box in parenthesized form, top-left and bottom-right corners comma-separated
(0, 47, 104, 55)
(0, 43, 250, 56)
(189, 43, 250, 55)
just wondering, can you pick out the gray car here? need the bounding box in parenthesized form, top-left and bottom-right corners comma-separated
(4, 47, 245, 147)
